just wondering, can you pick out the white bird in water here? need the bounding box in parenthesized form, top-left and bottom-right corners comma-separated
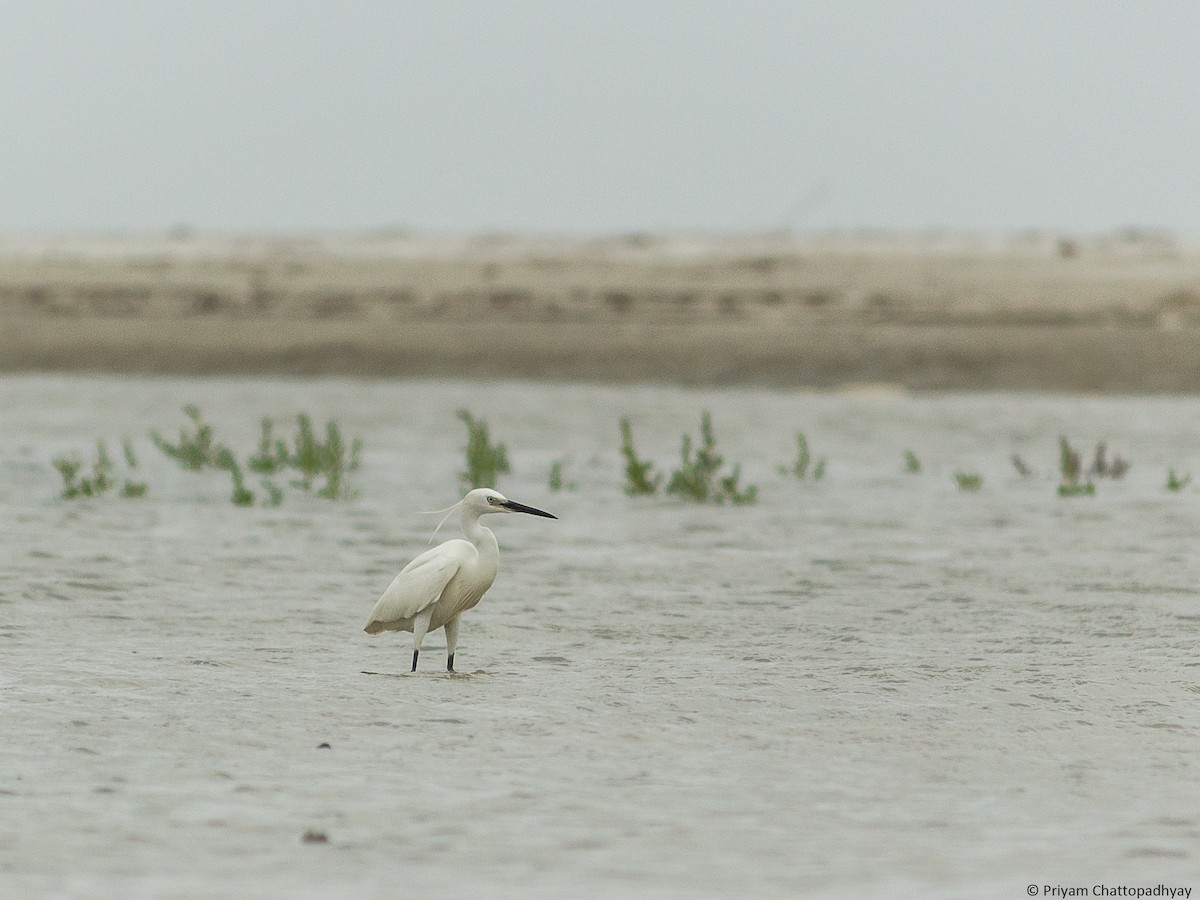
(363, 488, 557, 672)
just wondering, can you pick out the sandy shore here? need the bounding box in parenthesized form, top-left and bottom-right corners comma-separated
(3, 231, 1199, 390)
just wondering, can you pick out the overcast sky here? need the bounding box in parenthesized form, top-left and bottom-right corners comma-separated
(2, 1, 1198, 235)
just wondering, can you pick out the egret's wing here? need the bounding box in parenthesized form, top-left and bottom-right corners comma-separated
(363, 541, 468, 631)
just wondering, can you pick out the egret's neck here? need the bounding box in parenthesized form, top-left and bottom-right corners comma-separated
(461, 509, 499, 559)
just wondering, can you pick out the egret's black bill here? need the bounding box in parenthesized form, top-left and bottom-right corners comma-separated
(501, 500, 557, 519)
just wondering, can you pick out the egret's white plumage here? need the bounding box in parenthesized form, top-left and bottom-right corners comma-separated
(363, 488, 556, 672)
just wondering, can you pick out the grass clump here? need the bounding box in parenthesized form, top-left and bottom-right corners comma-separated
(1166, 469, 1191, 493)
(315, 443, 351, 499)
(548, 459, 577, 493)
(666, 411, 757, 505)
(153, 405, 362, 506)
(152, 406, 251, 504)
(1089, 442, 1129, 480)
(119, 439, 149, 497)
(151, 404, 218, 470)
(290, 414, 324, 490)
(619, 418, 662, 496)
(1057, 437, 1096, 497)
(457, 410, 511, 491)
(54, 450, 108, 499)
(53, 438, 147, 500)
(214, 447, 256, 507)
(1056, 438, 1128, 496)
(954, 471, 983, 492)
(286, 414, 362, 499)
(247, 418, 290, 474)
(902, 450, 921, 474)
(779, 432, 826, 480)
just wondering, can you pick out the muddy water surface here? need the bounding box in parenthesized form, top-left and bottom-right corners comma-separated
(2, 376, 1199, 898)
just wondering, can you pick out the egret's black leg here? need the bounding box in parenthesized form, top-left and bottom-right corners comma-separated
(444, 616, 461, 674)
(411, 649, 419, 672)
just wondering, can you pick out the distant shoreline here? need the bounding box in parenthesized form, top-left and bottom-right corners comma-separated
(3, 316, 1198, 393)
(3, 232, 1199, 391)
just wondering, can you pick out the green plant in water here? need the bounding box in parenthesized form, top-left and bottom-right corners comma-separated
(314, 419, 362, 500)
(260, 478, 285, 507)
(1166, 469, 1191, 493)
(53, 453, 108, 504)
(214, 446, 255, 507)
(289, 413, 323, 490)
(52, 454, 89, 499)
(119, 438, 148, 497)
(1089, 442, 1129, 480)
(954, 471, 983, 492)
(54, 438, 146, 500)
(548, 459, 577, 492)
(666, 411, 757, 505)
(91, 440, 115, 495)
(150, 404, 219, 470)
(122, 438, 138, 470)
(778, 432, 826, 480)
(247, 418, 290, 474)
(458, 409, 510, 491)
(270, 415, 361, 499)
(1057, 437, 1096, 497)
(903, 450, 921, 474)
(619, 418, 662, 496)
(152, 405, 362, 505)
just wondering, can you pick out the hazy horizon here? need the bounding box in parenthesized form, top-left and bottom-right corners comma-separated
(4, 2, 1199, 236)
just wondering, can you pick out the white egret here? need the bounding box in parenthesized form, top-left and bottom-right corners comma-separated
(363, 488, 557, 672)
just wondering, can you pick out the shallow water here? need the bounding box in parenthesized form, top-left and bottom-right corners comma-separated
(3, 375, 1199, 898)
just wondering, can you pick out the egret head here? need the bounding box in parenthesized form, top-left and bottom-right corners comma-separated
(466, 487, 557, 519)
